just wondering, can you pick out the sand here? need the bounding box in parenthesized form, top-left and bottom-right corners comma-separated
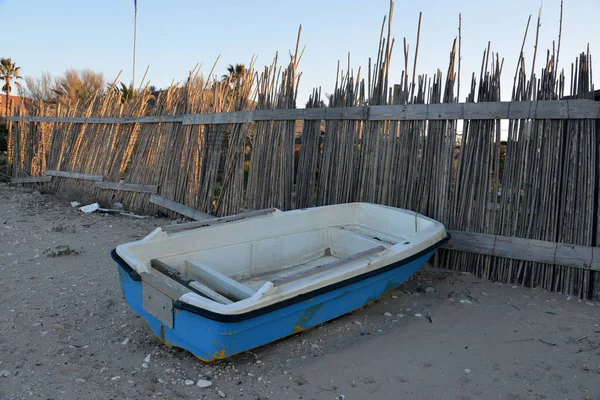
(1, 183, 599, 400)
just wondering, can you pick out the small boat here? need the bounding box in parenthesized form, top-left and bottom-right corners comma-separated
(111, 203, 449, 361)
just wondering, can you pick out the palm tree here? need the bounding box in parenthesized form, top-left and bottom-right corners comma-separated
(0, 58, 23, 123)
(221, 64, 246, 88)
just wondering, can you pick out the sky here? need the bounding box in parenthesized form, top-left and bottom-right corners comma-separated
(1, 0, 598, 106)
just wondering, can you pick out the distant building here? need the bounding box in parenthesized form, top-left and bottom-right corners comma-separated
(0, 95, 27, 118)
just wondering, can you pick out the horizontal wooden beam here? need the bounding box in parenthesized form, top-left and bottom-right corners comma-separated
(10, 176, 52, 184)
(95, 181, 158, 194)
(161, 207, 277, 234)
(9, 100, 600, 125)
(45, 170, 104, 182)
(149, 194, 213, 221)
(442, 229, 600, 271)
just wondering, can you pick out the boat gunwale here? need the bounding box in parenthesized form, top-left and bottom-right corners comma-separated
(110, 233, 450, 323)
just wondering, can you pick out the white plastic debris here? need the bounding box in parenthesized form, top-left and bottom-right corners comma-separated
(79, 203, 100, 213)
(460, 299, 472, 304)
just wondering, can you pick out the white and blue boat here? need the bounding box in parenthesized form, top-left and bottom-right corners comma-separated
(112, 203, 448, 361)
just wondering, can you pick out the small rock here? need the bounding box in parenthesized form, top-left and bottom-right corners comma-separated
(0, 370, 11, 377)
(464, 369, 471, 375)
(111, 376, 121, 381)
(184, 379, 194, 386)
(218, 390, 226, 398)
(144, 354, 151, 363)
(31, 322, 42, 327)
(351, 380, 356, 387)
(196, 379, 213, 388)
(391, 295, 398, 299)
(111, 202, 125, 210)
(70, 201, 80, 208)
(396, 313, 405, 317)
(425, 287, 435, 293)
(142, 363, 148, 369)
(311, 343, 320, 349)
(481, 292, 489, 296)
(460, 299, 472, 304)
(414, 313, 422, 317)
(338, 395, 346, 400)
(121, 338, 129, 345)
(75, 378, 86, 383)
(32, 190, 41, 196)
(52, 323, 64, 330)
(383, 312, 392, 317)
(100, 367, 108, 373)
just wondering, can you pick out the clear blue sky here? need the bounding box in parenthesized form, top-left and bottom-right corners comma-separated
(1, 0, 598, 105)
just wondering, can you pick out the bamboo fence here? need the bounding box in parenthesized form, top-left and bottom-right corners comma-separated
(7, 2, 600, 299)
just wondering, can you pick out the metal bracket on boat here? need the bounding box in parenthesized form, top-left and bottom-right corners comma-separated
(142, 280, 175, 329)
(161, 208, 278, 234)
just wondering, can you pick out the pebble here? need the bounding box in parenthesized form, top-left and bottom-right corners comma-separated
(144, 354, 151, 363)
(184, 379, 195, 386)
(464, 369, 471, 375)
(425, 287, 435, 293)
(311, 343, 320, 349)
(351, 380, 356, 387)
(481, 292, 489, 296)
(111, 376, 121, 381)
(218, 389, 226, 398)
(31, 322, 42, 327)
(75, 378, 86, 383)
(397, 313, 405, 318)
(0, 370, 11, 377)
(391, 295, 398, 299)
(196, 379, 213, 388)
(142, 363, 148, 369)
(52, 323, 64, 330)
(414, 313, 422, 317)
(460, 299, 472, 304)
(383, 312, 392, 317)
(121, 338, 130, 345)
(338, 395, 346, 400)
(100, 367, 108, 373)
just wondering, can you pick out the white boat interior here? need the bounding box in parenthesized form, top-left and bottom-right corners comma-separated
(116, 203, 447, 315)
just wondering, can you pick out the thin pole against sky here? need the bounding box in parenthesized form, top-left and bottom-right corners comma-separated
(132, 0, 137, 88)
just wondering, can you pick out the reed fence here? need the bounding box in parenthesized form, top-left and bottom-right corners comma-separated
(7, 1, 600, 299)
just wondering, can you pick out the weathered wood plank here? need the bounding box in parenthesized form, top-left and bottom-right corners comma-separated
(150, 259, 233, 304)
(185, 260, 255, 300)
(45, 170, 104, 182)
(10, 176, 52, 184)
(95, 181, 158, 194)
(161, 208, 277, 234)
(10, 100, 600, 125)
(443, 230, 600, 271)
(149, 194, 213, 221)
(272, 246, 386, 286)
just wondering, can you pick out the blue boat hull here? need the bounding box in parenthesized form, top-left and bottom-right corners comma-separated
(114, 247, 439, 362)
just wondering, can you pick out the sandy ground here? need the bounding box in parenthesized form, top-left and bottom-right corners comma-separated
(1, 184, 599, 400)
